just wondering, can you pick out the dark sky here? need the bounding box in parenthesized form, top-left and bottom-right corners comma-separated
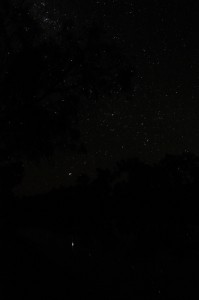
(15, 0, 199, 196)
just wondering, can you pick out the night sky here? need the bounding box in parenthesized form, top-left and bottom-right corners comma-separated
(2, 2, 199, 298)
(13, 0, 199, 195)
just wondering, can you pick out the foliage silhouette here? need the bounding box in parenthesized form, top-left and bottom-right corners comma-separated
(12, 153, 199, 299)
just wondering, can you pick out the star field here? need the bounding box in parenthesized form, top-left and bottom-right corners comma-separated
(2, 2, 199, 299)
(11, 0, 199, 195)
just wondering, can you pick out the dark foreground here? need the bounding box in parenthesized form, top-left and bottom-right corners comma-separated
(1, 155, 199, 299)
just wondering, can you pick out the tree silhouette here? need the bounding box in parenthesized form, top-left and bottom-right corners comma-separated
(11, 152, 199, 298)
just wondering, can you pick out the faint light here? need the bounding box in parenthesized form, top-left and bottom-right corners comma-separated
(43, 17, 49, 23)
(72, 242, 74, 247)
(69, 172, 72, 176)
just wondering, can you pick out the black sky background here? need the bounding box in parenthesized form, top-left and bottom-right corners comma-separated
(2, 2, 199, 299)
(11, 0, 199, 196)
